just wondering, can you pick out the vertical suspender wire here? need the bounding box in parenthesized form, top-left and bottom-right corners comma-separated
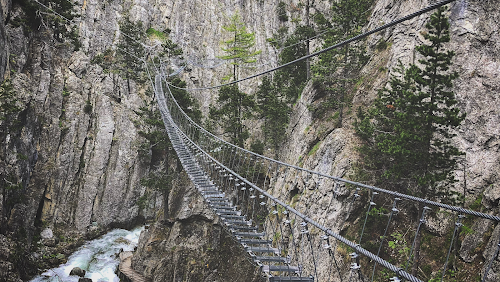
(298, 219, 306, 277)
(359, 191, 379, 245)
(226, 147, 234, 187)
(306, 224, 319, 280)
(482, 233, 500, 282)
(255, 164, 272, 220)
(320, 180, 338, 227)
(441, 214, 464, 281)
(324, 233, 343, 282)
(275, 204, 287, 266)
(250, 157, 260, 186)
(371, 198, 400, 282)
(288, 212, 300, 274)
(404, 206, 431, 273)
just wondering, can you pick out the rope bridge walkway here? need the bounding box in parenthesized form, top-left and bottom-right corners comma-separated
(152, 73, 500, 282)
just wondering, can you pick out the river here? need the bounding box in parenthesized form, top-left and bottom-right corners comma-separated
(30, 226, 144, 282)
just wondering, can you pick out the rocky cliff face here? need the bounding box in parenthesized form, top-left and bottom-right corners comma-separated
(277, 0, 500, 280)
(0, 0, 8, 80)
(0, 0, 161, 280)
(0, 0, 499, 281)
(131, 171, 263, 282)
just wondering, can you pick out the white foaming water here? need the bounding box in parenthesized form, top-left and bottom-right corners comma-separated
(30, 226, 144, 282)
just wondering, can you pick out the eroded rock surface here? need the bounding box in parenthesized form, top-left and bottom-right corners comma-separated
(131, 172, 263, 282)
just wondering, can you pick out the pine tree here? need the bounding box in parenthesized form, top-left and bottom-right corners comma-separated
(219, 12, 262, 81)
(312, 0, 373, 124)
(209, 12, 260, 148)
(209, 84, 255, 147)
(117, 19, 146, 88)
(169, 78, 202, 123)
(355, 6, 465, 275)
(274, 25, 315, 103)
(256, 76, 290, 155)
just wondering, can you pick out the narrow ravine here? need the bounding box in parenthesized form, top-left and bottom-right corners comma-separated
(30, 227, 144, 282)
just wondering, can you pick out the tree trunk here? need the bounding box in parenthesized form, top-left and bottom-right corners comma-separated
(339, 44, 348, 127)
(411, 202, 424, 277)
(305, 0, 311, 80)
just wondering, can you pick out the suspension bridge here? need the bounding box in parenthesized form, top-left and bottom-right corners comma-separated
(150, 69, 500, 282)
(141, 1, 500, 280)
(13, 0, 499, 280)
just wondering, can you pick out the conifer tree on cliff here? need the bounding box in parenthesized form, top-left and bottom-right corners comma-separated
(312, 0, 373, 124)
(355, 6, 465, 275)
(209, 12, 260, 147)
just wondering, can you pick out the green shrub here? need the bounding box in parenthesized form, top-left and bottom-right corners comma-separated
(84, 100, 92, 114)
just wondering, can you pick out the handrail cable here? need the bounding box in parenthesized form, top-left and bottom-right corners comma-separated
(155, 77, 422, 282)
(158, 62, 500, 223)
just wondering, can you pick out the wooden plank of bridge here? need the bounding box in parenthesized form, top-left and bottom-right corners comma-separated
(118, 251, 152, 282)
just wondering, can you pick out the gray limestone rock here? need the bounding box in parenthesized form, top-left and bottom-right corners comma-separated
(0, 0, 498, 281)
(40, 228, 53, 240)
(0, 0, 8, 81)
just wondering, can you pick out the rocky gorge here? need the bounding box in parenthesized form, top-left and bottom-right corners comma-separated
(0, 0, 499, 281)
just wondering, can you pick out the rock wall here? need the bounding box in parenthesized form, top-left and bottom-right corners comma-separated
(0, 0, 9, 81)
(0, 0, 499, 281)
(0, 0, 160, 280)
(131, 171, 263, 282)
(275, 0, 500, 280)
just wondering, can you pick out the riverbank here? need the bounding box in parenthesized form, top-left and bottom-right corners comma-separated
(30, 227, 144, 282)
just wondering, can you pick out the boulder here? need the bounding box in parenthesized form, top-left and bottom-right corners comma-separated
(40, 228, 54, 240)
(69, 267, 86, 277)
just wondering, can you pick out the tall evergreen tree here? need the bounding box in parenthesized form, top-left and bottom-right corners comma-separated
(312, 0, 373, 124)
(274, 25, 315, 103)
(209, 12, 260, 148)
(218, 12, 262, 81)
(209, 84, 255, 147)
(355, 6, 465, 275)
(117, 19, 146, 88)
(256, 76, 290, 155)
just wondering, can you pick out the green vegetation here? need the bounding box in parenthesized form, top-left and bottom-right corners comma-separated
(255, 19, 317, 154)
(307, 141, 321, 156)
(256, 76, 290, 155)
(13, 0, 81, 50)
(312, 0, 374, 124)
(209, 12, 260, 148)
(218, 12, 262, 81)
(250, 139, 265, 155)
(136, 75, 201, 215)
(170, 78, 202, 123)
(275, 25, 315, 103)
(117, 19, 147, 85)
(277, 2, 288, 22)
(355, 6, 464, 200)
(354, 6, 464, 276)
(62, 87, 70, 97)
(146, 28, 167, 40)
(0, 79, 21, 125)
(209, 84, 255, 147)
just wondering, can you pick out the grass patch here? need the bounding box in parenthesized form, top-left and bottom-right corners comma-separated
(146, 28, 166, 40)
(308, 141, 321, 156)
